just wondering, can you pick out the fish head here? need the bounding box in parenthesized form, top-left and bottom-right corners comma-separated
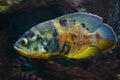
(14, 30, 49, 58)
(14, 21, 56, 59)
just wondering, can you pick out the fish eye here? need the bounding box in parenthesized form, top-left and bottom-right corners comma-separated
(20, 38, 28, 46)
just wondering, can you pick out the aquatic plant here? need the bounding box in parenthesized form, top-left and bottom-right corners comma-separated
(0, 0, 22, 13)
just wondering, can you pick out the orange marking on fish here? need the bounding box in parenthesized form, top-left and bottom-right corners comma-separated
(57, 31, 87, 52)
(57, 33, 74, 52)
(57, 29, 102, 53)
(95, 32, 102, 43)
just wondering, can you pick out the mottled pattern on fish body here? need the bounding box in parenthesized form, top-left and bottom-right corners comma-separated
(14, 12, 117, 59)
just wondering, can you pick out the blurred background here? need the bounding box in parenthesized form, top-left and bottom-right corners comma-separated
(0, 0, 120, 80)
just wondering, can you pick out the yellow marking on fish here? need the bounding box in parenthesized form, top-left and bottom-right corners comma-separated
(95, 39, 116, 52)
(52, 20, 65, 33)
(66, 46, 100, 59)
(14, 46, 50, 59)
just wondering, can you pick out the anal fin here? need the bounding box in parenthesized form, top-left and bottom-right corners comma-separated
(67, 47, 101, 60)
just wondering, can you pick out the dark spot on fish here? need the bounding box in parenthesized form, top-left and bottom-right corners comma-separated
(28, 30, 35, 38)
(69, 19, 76, 22)
(73, 19, 76, 22)
(86, 28, 89, 30)
(44, 38, 59, 53)
(36, 35, 45, 46)
(81, 23, 89, 30)
(96, 33, 101, 39)
(44, 46, 48, 52)
(64, 41, 70, 54)
(53, 29, 58, 37)
(22, 30, 35, 38)
(96, 34, 99, 38)
(72, 34, 77, 39)
(59, 41, 70, 54)
(71, 19, 76, 23)
(34, 47, 39, 51)
(44, 37, 48, 41)
(81, 23, 86, 28)
(59, 19, 67, 27)
(37, 35, 43, 40)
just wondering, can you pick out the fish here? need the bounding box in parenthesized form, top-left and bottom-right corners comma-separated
(14, 12, 117, 60)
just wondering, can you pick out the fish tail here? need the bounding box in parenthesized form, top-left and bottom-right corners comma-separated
(95, 24, 117, 51)
(17, 72, 42, 80)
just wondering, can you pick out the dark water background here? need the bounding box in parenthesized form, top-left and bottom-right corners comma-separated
(0, 0, 120, 80)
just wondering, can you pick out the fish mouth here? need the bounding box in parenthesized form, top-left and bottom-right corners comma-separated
(14, 46, 32, 57)
(13, 46, 50, 59)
